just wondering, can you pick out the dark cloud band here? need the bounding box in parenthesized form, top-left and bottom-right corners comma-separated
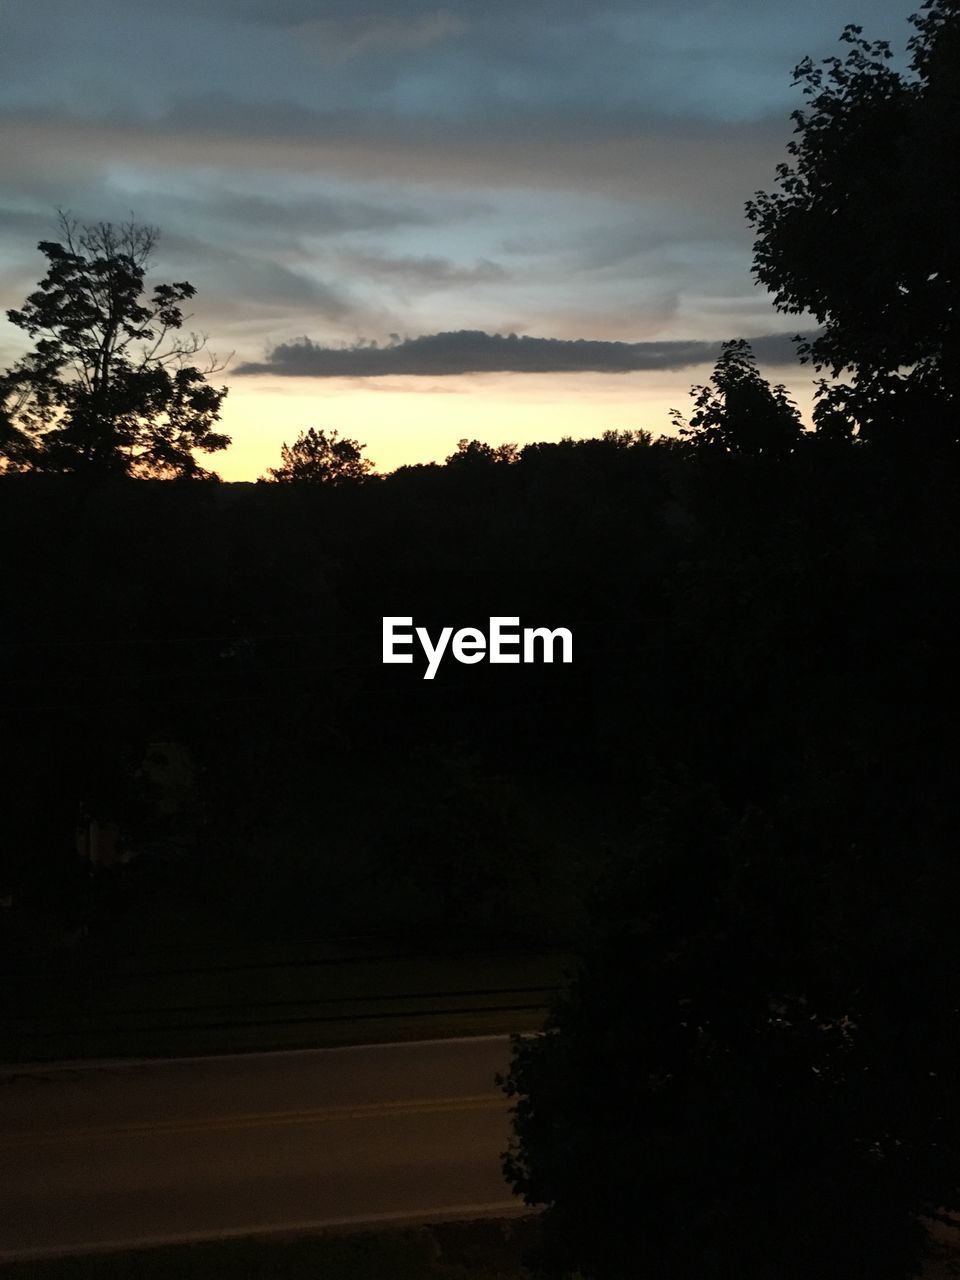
(236, 328, 814, 377)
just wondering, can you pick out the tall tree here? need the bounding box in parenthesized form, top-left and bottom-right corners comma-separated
(263, 427, 375, 484)
(746, 1, 960, 445)
(1, 213, 230, 477)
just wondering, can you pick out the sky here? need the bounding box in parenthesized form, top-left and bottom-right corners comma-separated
(0, 0, 917, 479)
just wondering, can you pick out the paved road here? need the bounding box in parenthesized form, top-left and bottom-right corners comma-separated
(0, 1035, 528, 1261)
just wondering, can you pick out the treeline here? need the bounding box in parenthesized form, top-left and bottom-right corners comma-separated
(2, 412, 955, 962)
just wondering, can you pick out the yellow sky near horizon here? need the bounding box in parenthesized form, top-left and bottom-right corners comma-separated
(215, 370, 819, 481)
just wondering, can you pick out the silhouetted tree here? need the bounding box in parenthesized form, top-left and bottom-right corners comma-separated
(1, 213, 230, 477)
(444, 438, 520, 467)
(0, 389, 34, 470)
(671, 339, 804, 457)
(501, 776, 960, 1280)
(746, 1, 960, 446)
(263, 427, 375, 484)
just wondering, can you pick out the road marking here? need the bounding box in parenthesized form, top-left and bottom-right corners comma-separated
(0, 1200, 534, 1263)
(0, 1092, 510, 1148)
(0, 1031, 535, 1078)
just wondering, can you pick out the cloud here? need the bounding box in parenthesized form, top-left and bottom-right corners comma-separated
(337, 249, 507, 291)
(2, 0, 917, 156)
(217, 258, 352, 314)
(1, 0, 907, 410)
(143, 188, 449, 242)
(286, 11, 468, 58)
(236, 328, 815, 377)
(0, 109, 788, 207)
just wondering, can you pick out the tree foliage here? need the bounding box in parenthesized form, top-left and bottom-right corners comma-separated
(501, 772, 960, 1280)
(444, 438, 520, 467)
(1, 213, 230, 478)
(264, 427, 375, 484)
(672, 339, 804, 456)
(746, 0, 960, 445)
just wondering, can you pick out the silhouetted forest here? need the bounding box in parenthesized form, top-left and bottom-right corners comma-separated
(2, 420, 955, 958)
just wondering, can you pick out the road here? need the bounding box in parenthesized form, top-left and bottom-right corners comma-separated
(0, 1035, 529, 1261)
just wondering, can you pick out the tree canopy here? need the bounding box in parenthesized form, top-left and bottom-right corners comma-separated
(263, 427, 376, 484)
(672, 339, 804, 457)
(444, 438, 520, 467)
(746, 0, 960, 446)
(1, 213, 230, 478)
